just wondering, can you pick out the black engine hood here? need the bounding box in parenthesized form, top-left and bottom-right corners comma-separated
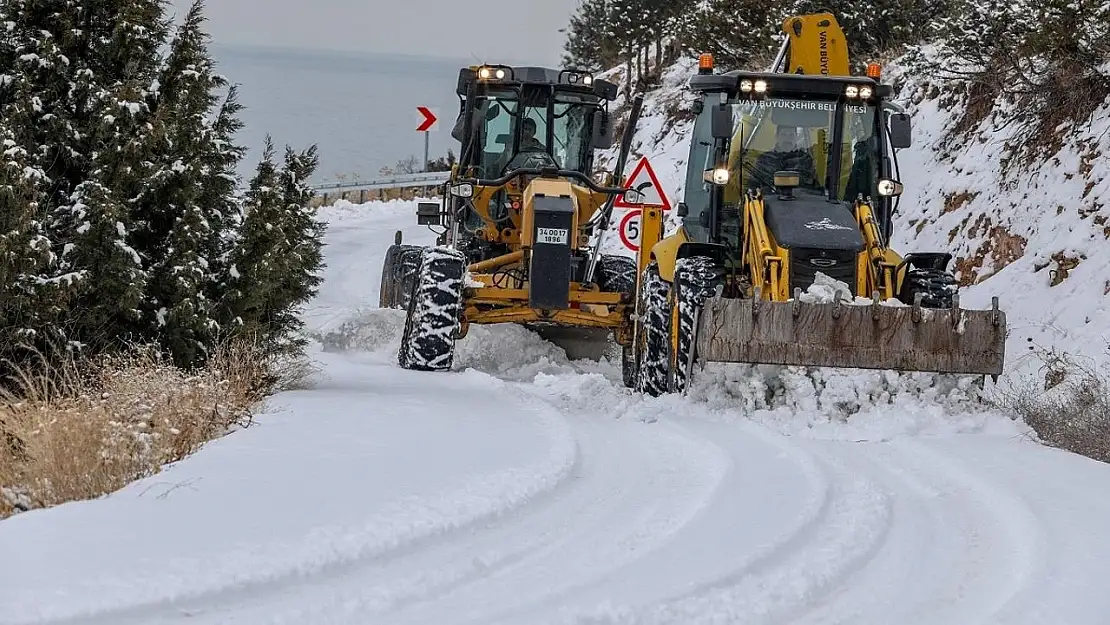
(763, 194, 864, 251)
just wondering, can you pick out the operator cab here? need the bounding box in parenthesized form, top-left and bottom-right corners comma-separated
(452, 65, 618, 179)
(680, 69, 913, 250)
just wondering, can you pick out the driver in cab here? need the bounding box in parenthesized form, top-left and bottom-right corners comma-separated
(519, 118, 546, 152)
(750, 125, 817, 191)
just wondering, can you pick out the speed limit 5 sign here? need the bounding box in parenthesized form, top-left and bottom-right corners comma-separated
(618, 209, 641, 251)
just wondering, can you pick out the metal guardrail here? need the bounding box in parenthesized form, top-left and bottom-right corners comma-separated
(311, 171, 451, 195)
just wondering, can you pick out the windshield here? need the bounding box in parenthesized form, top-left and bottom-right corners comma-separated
(682, 94, 878, 240)
(468, 89, 598, 177)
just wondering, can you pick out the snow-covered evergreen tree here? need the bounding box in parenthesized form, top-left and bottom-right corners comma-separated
(136, 1, 247, 367)
(273, 144, 326, 353)
(561, 0, 622, 70)
(223, 138, 325, 356)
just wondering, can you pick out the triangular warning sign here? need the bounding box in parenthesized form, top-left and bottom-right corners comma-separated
(613, 156, 672, 210)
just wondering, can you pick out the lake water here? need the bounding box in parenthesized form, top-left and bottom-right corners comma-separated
(210, 44, 469, 185)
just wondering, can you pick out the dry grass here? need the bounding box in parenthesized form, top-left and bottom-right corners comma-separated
(993, 345, 1110, 464)
(0, 339, 313, 519)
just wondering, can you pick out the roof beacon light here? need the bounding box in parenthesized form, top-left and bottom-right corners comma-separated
(867, 63, 882, 79)
(699, 53, 714, 74)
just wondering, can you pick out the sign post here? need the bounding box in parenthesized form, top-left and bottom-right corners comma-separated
(416, 106, 438, 172)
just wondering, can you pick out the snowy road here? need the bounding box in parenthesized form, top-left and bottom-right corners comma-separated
(4, 199, 1110, 624)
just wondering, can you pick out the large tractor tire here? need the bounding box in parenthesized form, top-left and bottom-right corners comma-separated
(379, 243, 422, 308)
(393, 246, 423, 310)
(398, 247, 467, 371)
(635, 260, 671, 397)
(670, 255, 723, 394)
(595, 255, 640, 386)
(595, 254, 637, 294)
(897, 252, 958, 309)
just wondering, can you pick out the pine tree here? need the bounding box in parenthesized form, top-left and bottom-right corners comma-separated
(224, 138, 325, 357)
(224, 138, 284, 348)
(0, 1, 81, 368)
(560, 0, 622, 70)
(137, 0, 246, 367)
(272, 144, 325, 353)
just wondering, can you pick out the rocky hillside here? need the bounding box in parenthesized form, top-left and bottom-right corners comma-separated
(590, 49, 1110, 384)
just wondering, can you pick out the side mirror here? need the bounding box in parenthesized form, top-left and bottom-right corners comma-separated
(676, 202, 689, 217)
(416, 201, 441, 225)
(591, 111, 614, 148)
(711, 103, 733, 139)
(888, 113, 912, 149)
(592, 78, 619, 101)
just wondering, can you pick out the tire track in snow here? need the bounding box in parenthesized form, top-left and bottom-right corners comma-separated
(763, 438, 1042, 625)
(23, 366, 582, 625)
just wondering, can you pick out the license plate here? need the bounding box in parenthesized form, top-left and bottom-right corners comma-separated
(536, 227, 568, 245)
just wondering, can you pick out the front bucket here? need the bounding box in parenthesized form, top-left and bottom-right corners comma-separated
(695, 295, 1007, 376)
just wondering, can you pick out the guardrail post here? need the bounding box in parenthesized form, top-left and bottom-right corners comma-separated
(359, 189, 366, 203)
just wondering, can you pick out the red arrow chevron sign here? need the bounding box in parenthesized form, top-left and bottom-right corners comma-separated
(416, 106, 437, 132)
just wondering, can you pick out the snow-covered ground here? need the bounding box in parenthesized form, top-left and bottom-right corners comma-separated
(5, 198, 1110, 625)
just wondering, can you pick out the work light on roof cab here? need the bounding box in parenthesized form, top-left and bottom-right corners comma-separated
(477, 65, 512, 80)
(739, 79, 768, 95)
(559, 70, 593, 85)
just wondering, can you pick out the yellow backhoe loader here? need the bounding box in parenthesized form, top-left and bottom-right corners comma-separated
(382, 65, 646, 370)
(626, 13, 1008, 395)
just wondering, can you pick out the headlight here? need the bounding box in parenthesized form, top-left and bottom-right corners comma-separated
(740, 79, 753, 93)
(583, 75, 593, 85)
(845, 85, 859, 98)
(449, 183, 474, 198)
(479, 67, 491, 79)
(877, 179, 904, 196)
(704, 168, 729, 185)
(495, 68, 506, 79)
(859, 85, 873, 99)
(754, 80, 768, 94)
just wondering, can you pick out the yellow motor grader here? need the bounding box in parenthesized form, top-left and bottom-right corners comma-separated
(627, 13, 1009, 395)
(383, 64, 647, 370)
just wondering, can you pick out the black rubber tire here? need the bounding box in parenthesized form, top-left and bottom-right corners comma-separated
(635, 260, 671, 397)
(398, 247, 467, 371)
(379, 244, 403, 308)
(670, 256, 723, 394)
(393, 246, 423, 310)
(596, 255, 637, 294)
(379, 244, 422, 308)
(898, 268, 957, 309)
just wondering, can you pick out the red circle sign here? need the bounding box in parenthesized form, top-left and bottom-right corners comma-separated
(619, 209, 641, 251)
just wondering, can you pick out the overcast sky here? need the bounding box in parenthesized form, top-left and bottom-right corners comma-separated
(170, 0, 579, 65)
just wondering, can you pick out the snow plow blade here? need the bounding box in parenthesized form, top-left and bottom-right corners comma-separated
(695, 295, 1007, 376)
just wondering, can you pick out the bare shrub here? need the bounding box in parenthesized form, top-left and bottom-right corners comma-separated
(992, 345, 1110, 464)
(0, 337, 309, 518)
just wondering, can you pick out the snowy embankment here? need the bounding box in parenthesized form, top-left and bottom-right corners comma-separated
(4, 199, 1110, 624)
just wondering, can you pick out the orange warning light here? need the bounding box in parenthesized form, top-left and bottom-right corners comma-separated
(698, 53, 714, 74)
(866, 63, 882, 79)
